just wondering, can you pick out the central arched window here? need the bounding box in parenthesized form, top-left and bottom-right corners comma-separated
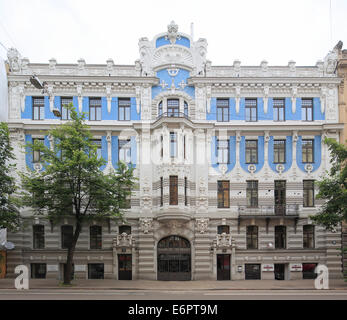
(167, 99, 179, 117)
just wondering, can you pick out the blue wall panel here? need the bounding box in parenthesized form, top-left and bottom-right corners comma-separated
(111, 136, 119, 170)
(268, 136, 293, 172)
(284, 98, 292, 120)
(72, 96, 79, 114)
(82, 97, 89, 118)
(22, 96, 32, 119)
(25, 134, 34, 171)
(266, 98, 274, 121)
(313, 97, 325, 120)
(211, 136, 236, 173)
(131, 97, 140, 120)
(207, 98, 217, 120)
(45, 96, 55, 119)
(130, 136, 137, 168)
(296, 135, 321, 172)
(240, 136, 264, 173)
(54, 96, 61, 116)
(101, 97, 110, 120)
(100, 136, 107, 171)
(156, 36, 190, 48)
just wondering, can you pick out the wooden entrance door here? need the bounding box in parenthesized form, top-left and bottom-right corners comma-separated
(118, 254, 132, 280)
(217, 254, 230, 280)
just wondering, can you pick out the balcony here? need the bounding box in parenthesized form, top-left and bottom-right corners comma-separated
(156, 112, 190, 121)
(238, 204, 299, 218)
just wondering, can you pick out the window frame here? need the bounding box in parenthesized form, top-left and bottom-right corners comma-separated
(32, 138, 44, 163)
(275, 225, 286, 249)
(170, 132, 177, 158)
(302, 139, 314, 163)
(32, 97, 45, 120)
(303, 225, 315, 249)
(245, 140, 258, 164)
(160, 177, 163, 207)
(303, 180, 315, 207)
(91, 139, 102, 159)
(301, 98, 313, 122)
(273, 139, 286, 164)
(169, 175, 178, 205)
(89, 97, 102, 121)
(118, 139, 131, 163)
(61, 225, 73, 249)
(33, 225, 45, 249)
(246, 225, 258, 249)
(118, 98, 131, 121)
(61, 97, 73, 120)
(216, 98, 229, 122)
(119, 225, 131, 235)
(167, 99, 179, 117)
(90, 225, 102, 250)
(217, 180, 230, 208)
(273, 98, 285, 122)
(217, 225, 230, 234)
(245, 98, 258, 122)
(217, 139, 230, 164)
(246, 180, 258, 208)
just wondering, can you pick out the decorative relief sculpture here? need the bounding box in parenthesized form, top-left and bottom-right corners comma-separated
(7, 48, 21, 72)
(115, 233, 134, 247)
(216, 233, 232, 249)
(195, 218, 209, 234)
(139, 218, 153, 234)
(166, 21, 180, 45)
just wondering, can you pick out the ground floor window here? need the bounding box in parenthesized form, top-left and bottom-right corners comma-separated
(302, 263, 317, 279)
(88, 263, 104, 279)
(31, 263, 46, 279)
(245, 264, 261, 280)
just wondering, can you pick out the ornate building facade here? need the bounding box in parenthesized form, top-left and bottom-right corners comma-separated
(2, 22, 344, 281)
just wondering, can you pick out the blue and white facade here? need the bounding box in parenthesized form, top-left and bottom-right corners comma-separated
(4, 22, 344, 280)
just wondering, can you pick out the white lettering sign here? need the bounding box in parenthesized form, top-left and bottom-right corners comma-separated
(261, 264, 274, 272)
(74, 265, 86, 272)
(289, 263, 303, 272)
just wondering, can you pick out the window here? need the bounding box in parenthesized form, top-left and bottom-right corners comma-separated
(217, 99, 229, 122)
(274, 140, 286, 163)
(61, 225, 73, 249)
(33, 225, 45, 249)
(245, 99, 257, 122)
(119, 139, 131, 163)
(61, 97, 72, 120)
(303, 225, 315, 248)
(119, 225, 131, 235)
(167, 99, 179, 117)
(217, 139, 229, 164)
(302, 139, 314, 163)
(247, 226, 258, 249)
(302, 98, 313, 121)
(275, 226, 286, 249)
(91, 139, 102, 159)
(32, 138, 44, 163)
(245, 140, 258, 163)
(32, 97, 45, 120)
(158, 101, 163, 116)
(118, 98, 131, 121)
(184, 177, 188, 206)
(184, 101, 188, 117)
(217, 225, 230, 234)
(183, 135, 186, 160)
(88, 263, 104, 279)
(170, 132, 177, 158)
(160, 135, 163, 159)
(31, 263, 46, 279)
(246, 180, 258, 208)
(303, 180, 315, 207)
(273, 99, 285, 121)
(169, 175, 178, 205)
(89, 97, 101, 121)
(217, 180, 230, 208)
(160, 177, 163, 207)
(90, 225, 102, 249)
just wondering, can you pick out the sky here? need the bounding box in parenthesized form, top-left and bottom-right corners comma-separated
(0, 0, 346, 66)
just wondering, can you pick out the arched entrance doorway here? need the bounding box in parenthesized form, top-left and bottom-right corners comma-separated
(157, 235, 191, 281)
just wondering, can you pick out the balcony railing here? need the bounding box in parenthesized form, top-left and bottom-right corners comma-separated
(156, 112, 190, 121)
(238, 204, 299, 217)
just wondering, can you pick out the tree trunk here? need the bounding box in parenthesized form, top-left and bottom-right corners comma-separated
(64, 219, 82, 285)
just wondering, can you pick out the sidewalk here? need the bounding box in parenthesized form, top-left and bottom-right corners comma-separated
(0, 278, 346, 290)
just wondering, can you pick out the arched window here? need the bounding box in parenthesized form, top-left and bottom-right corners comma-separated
(184, 101, 188, 117)
(167, 99, 179, 117)
(158, 101, 163, 116)
(119, 225, 131, 235)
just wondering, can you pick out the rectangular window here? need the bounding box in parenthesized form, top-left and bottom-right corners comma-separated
(61, 97, 72, 120)
(303, 180, 315, 207)
(160, 135, 163, 159)
(169, 176, 178, 205)
(90, 226, 102, 249)
(91, 139, 102, 159)
(303, 225, 315, 249)
(302, 139, 314, 163)
(119, 139, 131, 163)
(275, 226, 286, 249)
(184, 177, 188, 206)
(245, 140, 258, 163)
(217, 225, 230, 234)
(273, 99, 285, 121)
(302, 98, 313, 121)
(217, 180, 230, 208)
(119, 225, 131, 235)
(160, 177, 163, 207)
(217, 99, 229, 122)
(274, 140, 286, 163)
(170, 132, 177, 158)
(245, 99, 257, 122)
(32, 97, 45, 120)
(247, 226, 258, 249)
(217, 139, 229, 164)
(33, 225, 45, 249)
(31, 263, 46, 279)
(119, 98, 131, 121)
(61, 225, 73, 249)
(246, 180, 258, 208)
(89, 97, 101, 121)
(32, 138, 44, 163)
(88, 263, 104, 279)
(167, 99, 179, 117)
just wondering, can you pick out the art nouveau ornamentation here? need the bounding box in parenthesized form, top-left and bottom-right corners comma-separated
(139, 218, 153, 234)
(115, 233, 134, 248)
(216, 233, 232, 249)
(196, 218, 209, 234)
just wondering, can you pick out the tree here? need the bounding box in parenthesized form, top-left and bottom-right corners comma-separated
(21, 105, 136, 284)
(310, 137, 347, 230)
(0, 122, 20, 231)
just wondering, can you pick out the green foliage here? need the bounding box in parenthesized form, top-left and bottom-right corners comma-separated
(21, 104, 136, 223)
(0, 122, 20, 231)
(310, 138, 347, 230)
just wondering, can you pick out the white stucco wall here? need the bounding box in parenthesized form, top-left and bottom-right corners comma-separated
(0, 57, 8, 122)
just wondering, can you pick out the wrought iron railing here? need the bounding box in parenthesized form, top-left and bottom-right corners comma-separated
(156, 112, 190, 120)
(238, 204, 299, 216)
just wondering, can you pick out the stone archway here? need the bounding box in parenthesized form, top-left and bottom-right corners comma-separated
(157, 235, 191, 281)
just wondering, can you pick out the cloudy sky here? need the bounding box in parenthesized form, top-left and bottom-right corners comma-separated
(0, 0, 346, 66)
